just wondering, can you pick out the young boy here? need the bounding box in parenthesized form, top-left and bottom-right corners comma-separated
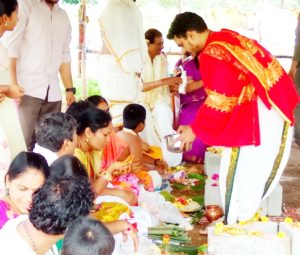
(62, 216, 115, 255)
(33, 112, 78, 165)
(117, 103, 168, 174)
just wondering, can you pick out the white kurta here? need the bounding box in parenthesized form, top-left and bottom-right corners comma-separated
(141, 53, 182, 167)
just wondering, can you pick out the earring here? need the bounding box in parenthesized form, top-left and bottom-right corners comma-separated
(86, 138, 89, 144)
(4, 22, 9, 27)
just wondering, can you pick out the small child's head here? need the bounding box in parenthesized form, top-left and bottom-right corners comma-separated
(62, 216, 115, 255)
(123, 103, 146, 131)
(86, 95, 109, 112)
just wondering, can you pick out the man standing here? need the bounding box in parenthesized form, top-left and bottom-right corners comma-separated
(98, 0, 147, 128)
(288, 13, 300, 147)
(142, 28, 182, 166)
(167, 12, 299, 224)
(6, 0, 75, 151)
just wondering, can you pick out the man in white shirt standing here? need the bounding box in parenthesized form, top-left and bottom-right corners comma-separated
(5, 0, 75, 151)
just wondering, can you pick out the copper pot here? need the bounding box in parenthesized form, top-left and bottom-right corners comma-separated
(205, 205, 224, 222)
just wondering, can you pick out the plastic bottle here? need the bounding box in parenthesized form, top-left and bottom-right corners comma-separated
(161, 234, 171, 255)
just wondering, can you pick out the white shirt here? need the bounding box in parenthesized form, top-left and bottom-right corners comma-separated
(33, 144, 58, 165)
(4, 0, 71, 102)
(0, 215, 58, 255)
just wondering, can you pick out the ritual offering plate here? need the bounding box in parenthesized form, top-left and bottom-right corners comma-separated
(174, 197, 202, 212)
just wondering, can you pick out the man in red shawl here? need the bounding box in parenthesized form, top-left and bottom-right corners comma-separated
(167, 12, 299, 224)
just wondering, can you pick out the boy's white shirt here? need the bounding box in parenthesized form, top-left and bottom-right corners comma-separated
(33, 144, 58, 165)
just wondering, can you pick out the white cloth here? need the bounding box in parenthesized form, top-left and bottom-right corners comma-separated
(0, 41, 26, 158)
(0, 215, 58, 255)
(141, 53, 182, 166)
(99, 0, 147, 74)
(33, 144, 58, 165)
(98, 0, 148, 128)
(97, 55, 143, 126)
(4, 0, 71, 102)
(219, 98, 293, 224)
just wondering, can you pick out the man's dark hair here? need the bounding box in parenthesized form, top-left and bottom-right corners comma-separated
(29, 176, 94, 235)
(86, 95, 108, 107)
(66, 100, 95, 124)
(167, 12, 207, 39)
(35, 112, 77, 152)
(145, 28, 162, 44)
(123, 103, 146, 130)
(62, 216, 115, 255)
(68, 105, 112, 136)
(6, 151, 50, 182)
(50, 155, 88, 179)
(0, 0, 18, 17)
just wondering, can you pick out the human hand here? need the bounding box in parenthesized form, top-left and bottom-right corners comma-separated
(116, 189, 137, 206)
(154, 159, 168, 174)
(288, 60, 298, 81)
(66, 91, 75, 106)
(122, 221, 138, 252)
(6, 84, 24, 99)
(107, 162, 131, 176)
(177, 125, 196, 152)
(0, 92, 5, 103)
(164, 77, 182, 93)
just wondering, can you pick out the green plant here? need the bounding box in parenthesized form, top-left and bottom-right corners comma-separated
(73, 78, 101, 100)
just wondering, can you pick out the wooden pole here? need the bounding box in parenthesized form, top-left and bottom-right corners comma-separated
(79, 0, 87, 99)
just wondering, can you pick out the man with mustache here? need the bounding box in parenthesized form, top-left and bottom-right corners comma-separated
(5, 0, 75, 151)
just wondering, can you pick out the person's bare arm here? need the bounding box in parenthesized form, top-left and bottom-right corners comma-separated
(59, 62, 75, 106)
(185, 79, 203, 93)
(142, 76, 182, 92)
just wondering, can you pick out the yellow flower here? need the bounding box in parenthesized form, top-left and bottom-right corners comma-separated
(216, 222, 224, 228)
(261, 216, 269, 222)
(277, 232, 286, 238)
(214, 228, 223, 235)
(284, 217, 293, 224)
(239, 221, 247, 225)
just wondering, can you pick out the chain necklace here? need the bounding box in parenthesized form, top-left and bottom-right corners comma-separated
(22, 220, 39, 254)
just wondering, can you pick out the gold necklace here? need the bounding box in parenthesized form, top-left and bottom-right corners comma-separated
(23, 220, 39, 254)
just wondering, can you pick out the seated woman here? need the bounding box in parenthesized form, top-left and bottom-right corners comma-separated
(0, 151, 49, 229)
(66, 102, 137, 206)
(174, 51, 208, 163)
(86, 95, 130, 170)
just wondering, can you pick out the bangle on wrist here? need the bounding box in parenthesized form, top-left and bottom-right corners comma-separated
(100, 172, 112, 182)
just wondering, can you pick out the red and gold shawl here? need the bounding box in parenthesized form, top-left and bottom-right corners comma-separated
(191, 29, 299, 146)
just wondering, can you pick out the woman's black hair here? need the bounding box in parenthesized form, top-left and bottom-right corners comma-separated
(86, 95, 108, 107)
(6, 151, 50, 182)
(0, 0, 18, 17)
(50, 155, 88, 179)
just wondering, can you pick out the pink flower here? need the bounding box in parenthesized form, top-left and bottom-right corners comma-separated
(212, 173, 219, 181)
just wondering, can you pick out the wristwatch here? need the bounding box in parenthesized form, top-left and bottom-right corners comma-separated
(65, 87, 76, 94)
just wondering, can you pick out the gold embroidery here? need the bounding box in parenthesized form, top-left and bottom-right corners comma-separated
(209, 42, 283, 91)
(237, 35, 265, 57)
(203, 44, 232, 62)
(204, 84, 255, 113)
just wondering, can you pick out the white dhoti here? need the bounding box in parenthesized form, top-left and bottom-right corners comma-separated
(219, 98, 293, 224)
(149, 100, 182, 166)
(98, 55, 159, 145)
(141, 54, 182, 166)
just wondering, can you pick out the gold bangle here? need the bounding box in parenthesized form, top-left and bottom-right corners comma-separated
(100, 172, 112, 182)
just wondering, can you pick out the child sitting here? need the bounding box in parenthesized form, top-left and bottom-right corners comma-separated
(117, 104, 168, 190)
